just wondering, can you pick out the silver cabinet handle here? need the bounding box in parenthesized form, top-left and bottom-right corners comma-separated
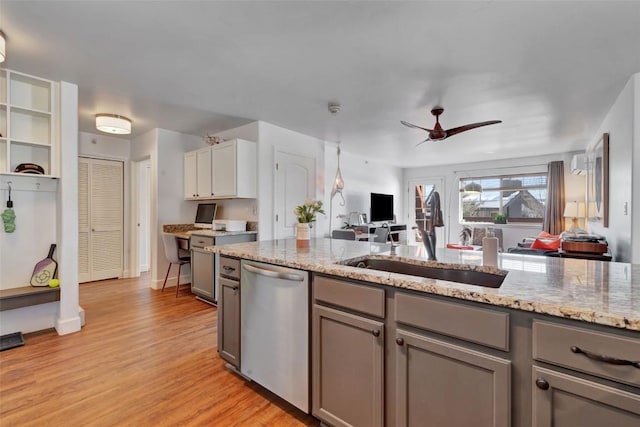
(243, 263, 305, 282)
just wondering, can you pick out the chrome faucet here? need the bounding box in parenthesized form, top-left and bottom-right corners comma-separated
(419, 228, 437, 261)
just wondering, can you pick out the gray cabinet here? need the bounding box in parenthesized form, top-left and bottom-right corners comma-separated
(191, 248, 214, 299)
(218, 256, 241, 368)
(395, 329, 511, 427)
(532, 366, 640, 427)
(312, 305, 384, 427)
(191, 233, 255, 302)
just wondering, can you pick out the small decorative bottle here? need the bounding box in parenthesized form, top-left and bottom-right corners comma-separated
(482, 227, 499, 267)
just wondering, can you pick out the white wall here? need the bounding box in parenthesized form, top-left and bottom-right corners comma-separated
(587, 73, 638, 262)
(213, 121, 326, 241)
(325, 143, 404, 233)
(404, 152, 585, 251)
(79, 131, 130, 159)
(152, 129, 202, 288)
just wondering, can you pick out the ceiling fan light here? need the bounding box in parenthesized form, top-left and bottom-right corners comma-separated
(96, 114, 132, 135)
(463, 182, 483, 194)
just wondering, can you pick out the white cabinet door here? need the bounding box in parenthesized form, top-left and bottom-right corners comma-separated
(196, 148, 212, 198)
(184, 151, 197, 199)
(212, 142, 235, 198)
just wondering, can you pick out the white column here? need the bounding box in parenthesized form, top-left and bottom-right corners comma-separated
(55, 81, 81, 335)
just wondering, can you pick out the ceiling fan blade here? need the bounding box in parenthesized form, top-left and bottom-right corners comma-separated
(415, 137, 432, 147)
(445, 120, 502, 138)
(400, 121, 433, 132)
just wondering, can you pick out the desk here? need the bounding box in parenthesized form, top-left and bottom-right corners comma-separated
(355, 233, 375, 241)
(356, 224, 407, 244)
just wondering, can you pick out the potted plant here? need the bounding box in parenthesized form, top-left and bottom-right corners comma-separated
(294, 199, 325, 247)
(493, 213, 507, 224)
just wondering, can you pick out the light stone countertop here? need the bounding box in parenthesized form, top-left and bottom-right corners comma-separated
(207, 238, 640, 331)
(169, 230, 258, 240)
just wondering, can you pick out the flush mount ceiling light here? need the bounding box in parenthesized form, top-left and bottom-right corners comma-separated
(96, 114, 132, 135)
(0, 31, 6, 63)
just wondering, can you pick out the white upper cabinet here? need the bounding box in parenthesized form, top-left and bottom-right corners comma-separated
(0, 68, 58, 177)
(184, 139, 256, 200)
(184, 148, 213, 199)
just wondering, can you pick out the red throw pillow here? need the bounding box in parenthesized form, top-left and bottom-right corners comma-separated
(531, 237, 561, 250)
(537, 231, 559, 239)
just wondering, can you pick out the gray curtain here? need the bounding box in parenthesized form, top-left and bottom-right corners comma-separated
(543, 161, 565, 234)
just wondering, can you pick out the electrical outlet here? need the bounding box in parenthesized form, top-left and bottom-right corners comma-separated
(623, 201, 628, 215)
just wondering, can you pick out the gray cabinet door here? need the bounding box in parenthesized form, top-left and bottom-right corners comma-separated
(532, 366, 640, 427)
(218, 277, 240, 368)
(191, 249, 213, 299)
(312, 305, 384, 427)
(395, 329, 511, 427)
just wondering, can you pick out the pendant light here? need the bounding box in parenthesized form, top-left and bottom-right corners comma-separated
(328, 102, 346, 236)
(0, 31, 6, 63)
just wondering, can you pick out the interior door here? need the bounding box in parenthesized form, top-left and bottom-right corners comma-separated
(78, 157, 124, 283)
(274, 151, 315, 239)
(407, 177, 445, 246)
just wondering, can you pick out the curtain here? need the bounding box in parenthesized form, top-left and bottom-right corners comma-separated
(543, 161, 565, 234)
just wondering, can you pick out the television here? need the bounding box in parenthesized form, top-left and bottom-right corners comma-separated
(370, 193, 394, 222)
(195, 203, 218, 228)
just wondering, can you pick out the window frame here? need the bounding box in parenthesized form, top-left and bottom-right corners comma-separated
(459, 171, 548, 224)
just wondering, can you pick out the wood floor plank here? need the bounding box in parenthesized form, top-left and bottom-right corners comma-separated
(0, 275, 319, 426)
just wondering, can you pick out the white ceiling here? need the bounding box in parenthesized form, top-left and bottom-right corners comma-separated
(2, 1, 639, 167)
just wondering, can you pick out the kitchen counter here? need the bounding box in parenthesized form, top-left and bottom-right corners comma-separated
(170, 229, 258, 240)
(207, 238, 640, 331)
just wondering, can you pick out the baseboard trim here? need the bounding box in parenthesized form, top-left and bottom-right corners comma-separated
(55, 315, 82, 335)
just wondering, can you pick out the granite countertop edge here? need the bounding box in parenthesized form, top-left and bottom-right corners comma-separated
(207, 239, 640, 332)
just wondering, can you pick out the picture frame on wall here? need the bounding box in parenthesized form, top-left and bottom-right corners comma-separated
(587, 133, 609, 227)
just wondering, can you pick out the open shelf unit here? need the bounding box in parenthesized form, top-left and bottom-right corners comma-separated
(0, 68, 58, 177)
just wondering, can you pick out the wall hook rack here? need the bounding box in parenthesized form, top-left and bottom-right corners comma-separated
(0, 175, 58, 192)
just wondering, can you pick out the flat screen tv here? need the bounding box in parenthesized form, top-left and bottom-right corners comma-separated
(370, 193, 394, 222)
(195, 203, 217, 228)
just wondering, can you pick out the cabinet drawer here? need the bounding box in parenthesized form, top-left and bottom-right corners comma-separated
(219, 256, 241, 280)
(533, 320, 640, 387)
(395, 292, 509, 351)
(190, 235, 214, 248)
(314, 276, 385, 318)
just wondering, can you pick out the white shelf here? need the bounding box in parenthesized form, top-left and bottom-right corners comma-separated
(0, 68, 56, 175)
(0, 173, 59, 192)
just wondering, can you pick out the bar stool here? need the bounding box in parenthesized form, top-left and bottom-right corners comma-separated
(161, 233, 191, 297)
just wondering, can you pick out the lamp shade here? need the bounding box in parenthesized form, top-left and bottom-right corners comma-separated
(563, 201, 585, 218)
(0, 32, 5, 63)
(96, 114, 132, 135)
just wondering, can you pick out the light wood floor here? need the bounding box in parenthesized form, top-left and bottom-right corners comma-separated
(0, 275, 320, 427)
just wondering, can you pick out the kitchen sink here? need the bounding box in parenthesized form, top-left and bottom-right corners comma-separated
(341, 257, 506, 288)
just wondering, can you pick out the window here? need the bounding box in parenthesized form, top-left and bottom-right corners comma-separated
(459, 173, 547, 223)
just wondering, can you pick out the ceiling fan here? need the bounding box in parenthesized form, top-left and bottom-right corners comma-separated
(401, 106, 502, 145)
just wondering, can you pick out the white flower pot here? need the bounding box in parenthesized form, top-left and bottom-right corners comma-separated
(296, 223, 310, 247)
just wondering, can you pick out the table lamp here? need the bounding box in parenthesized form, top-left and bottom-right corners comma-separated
(563, 201, 586, 232)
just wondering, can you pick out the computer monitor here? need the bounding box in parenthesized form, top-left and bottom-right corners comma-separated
(194, 203, 217, 228)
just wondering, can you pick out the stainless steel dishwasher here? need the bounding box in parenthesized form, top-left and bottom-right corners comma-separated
(240, 260, 310, 412)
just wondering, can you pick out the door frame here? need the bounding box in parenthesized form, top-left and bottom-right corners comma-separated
(273, 150, 317, 239)
(78, 155, 127, 281)
(406, 176, 446, 246)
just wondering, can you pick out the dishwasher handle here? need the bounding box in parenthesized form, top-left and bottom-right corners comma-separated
(243, 263, 305, 282)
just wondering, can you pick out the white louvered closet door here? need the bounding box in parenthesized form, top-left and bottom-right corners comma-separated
(78, 158, 123, 283)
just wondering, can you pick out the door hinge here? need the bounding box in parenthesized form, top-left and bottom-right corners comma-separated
(276, 214, 279, 222)
(275, 163, 279, 170)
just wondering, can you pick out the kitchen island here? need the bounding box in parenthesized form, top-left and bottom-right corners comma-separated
(208, 238, 639, 427)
